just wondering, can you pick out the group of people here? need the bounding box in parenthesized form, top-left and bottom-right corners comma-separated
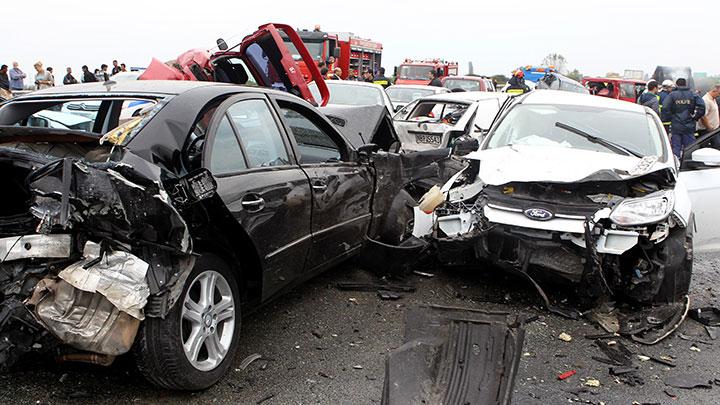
(0, 60, 128, 98)
(316, 57, 393, 88)
(638, 78, 718, 157)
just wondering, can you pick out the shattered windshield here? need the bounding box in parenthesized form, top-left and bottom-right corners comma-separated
(485, 104, 665, 158)
(443, 79, 481, 92)
(398, 65, 434, 81)
(385, 87, 435, 103)
(405, 101, 470, 124)
(309, 82, 384, 107)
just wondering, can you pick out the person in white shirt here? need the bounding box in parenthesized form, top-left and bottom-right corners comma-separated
(698, 84, 720, 136)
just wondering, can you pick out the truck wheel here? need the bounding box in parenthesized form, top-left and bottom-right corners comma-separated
(134, 254, 241, 390)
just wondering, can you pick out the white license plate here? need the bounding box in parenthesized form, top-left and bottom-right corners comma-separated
(416, 134, 441, 145)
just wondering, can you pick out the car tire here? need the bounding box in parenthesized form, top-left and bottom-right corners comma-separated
(625, 225, 693, 304)
(134, 254, 241, 390)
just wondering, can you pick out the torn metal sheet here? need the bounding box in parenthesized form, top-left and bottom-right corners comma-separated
(382, 305, 527, 405)
(618, 296, 689, 345)
(0, 234, 71, 262)
(31, 279, 140, 356)
(58, 243, 150, 320)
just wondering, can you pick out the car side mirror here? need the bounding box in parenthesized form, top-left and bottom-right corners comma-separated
(216, 38, 228, 51)
(333, 47, 341, 58)
(690, 147, 720, 167)
(357, 143, 379, 163)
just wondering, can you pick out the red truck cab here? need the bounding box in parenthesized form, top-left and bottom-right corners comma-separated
(582, 77, 647, 103)
(395, 59, 459, 85)
(139, 23, 329, 106)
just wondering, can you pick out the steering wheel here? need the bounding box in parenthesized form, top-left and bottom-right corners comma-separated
(184, 134, 205, 170)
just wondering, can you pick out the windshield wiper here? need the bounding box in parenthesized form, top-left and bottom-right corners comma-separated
(555, 122, 643, 158)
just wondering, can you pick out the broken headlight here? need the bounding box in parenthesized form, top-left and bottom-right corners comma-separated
(609, 190, 674, 226)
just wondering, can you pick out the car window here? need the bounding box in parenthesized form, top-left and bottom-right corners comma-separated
(444, 79, 480, 92)
(279, 103, 342, 164)
(385, 87, 435, 104)
(309, 82, 383, 107)
(620, 83, 635, 99)
(226, 99, 290, 167)
(406, 101, 469, 124)
(209, 116, 247, 174)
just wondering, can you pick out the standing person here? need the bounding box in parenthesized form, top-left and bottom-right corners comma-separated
(97, 64, 110, 81)
(320, 67, 329, 79)
(428, 70, 442, 87)
(372, 67, 391, 88)
(33, 62, 53, 90)
(362, 69, 374, 83)
(329, 67, 342, 80)
(326, 56, 336, 71)
(8, 62, 26, 91)
(697, 84, 720, 136)
(46, 67, 55, 86)
(662, 78, 705, 157)
(0, 65, 12, 100)
(111, 60, 121, 75)
(658, 80, 675, 134)
(505, 70, 529, 94)
(120, 63, 127, 72)
(347, 70, 358, 81)
(81, 65, 97, 83)
(637, 80, 660, 115)
(63, 67, 78, 85)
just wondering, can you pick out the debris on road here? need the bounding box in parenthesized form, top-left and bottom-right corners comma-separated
(336, 281, 416, 293)
(664, 374, 714, 389)
(239, 354, 263, 371)
(584, 378, 601, 387)
(558, 370, 577, 380)
(558, 332, 573, 342)
(382, 304, 528, 405)
(412, 270, 435, 278)
(688, 307, 720, 326)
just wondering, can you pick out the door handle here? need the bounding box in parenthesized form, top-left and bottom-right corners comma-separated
(240, 194, 265, 212)
(311, 178, 328, 192)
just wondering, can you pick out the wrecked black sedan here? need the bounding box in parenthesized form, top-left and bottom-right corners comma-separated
(0, 80, 440, 389)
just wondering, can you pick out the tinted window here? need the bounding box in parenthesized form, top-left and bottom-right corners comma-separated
(210, 116, 247, 174)
(227, 99, 290, 167)
(280, 104, 341, 164)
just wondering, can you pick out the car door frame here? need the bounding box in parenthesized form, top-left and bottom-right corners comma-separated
(202, 91, 315, 301)
(267, 93, 374, 272)
(679, 128, 720, 252)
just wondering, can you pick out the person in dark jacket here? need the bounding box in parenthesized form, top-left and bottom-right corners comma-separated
(637, 80, 660, 115)
(506, 70, 530, 95)
(428, 70, 442, 87)
(0, 65, 11, 100)
(661, 78, 705, 157)
(372, 67, 391, 88)
(658, 80, 675, 134)
(63, 67, 78, 85)
(81, 65, 97, 83)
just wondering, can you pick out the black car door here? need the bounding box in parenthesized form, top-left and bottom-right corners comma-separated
(203, 93, 313, 301)
(271, 95, 374, 271)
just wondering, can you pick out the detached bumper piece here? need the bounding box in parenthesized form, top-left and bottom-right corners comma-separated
(382, 305, 528, 405)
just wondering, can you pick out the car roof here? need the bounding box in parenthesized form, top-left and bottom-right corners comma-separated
(420, 91, 507, 103)
(521, 89, 646, 112)
(386, 84, 445, 91)
(14, 80, 234, 98)
(583, 77, 647, 84)
(322, 81, 385, 90)
(443, 76, 487, 81)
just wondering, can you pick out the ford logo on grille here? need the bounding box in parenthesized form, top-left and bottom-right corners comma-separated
(524, 208, 553, 221)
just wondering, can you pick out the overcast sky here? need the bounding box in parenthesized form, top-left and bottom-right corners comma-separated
(5, 0, 719, 81)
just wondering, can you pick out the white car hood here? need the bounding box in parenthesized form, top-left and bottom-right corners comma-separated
(464, 145, 670, 185)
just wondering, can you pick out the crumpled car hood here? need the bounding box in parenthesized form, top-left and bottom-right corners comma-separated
(464, 145, 671, 185)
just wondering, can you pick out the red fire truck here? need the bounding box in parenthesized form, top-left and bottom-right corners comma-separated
(281, 27, 382, 80)
(394, 59, 459, 85)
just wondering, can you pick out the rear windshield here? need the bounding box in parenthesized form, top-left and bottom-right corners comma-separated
(0, 96, 163, 142)
(443, 79, 481, 92)
(385, 87, 436, 103)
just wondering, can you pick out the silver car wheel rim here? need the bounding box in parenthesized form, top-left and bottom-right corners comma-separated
(181, 270, 235, 371)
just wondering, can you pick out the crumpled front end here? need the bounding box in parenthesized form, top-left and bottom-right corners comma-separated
(0, 146, 203, 370)
(417, 163, 691, 304)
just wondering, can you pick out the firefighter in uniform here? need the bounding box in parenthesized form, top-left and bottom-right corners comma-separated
(506, 70, 530, 95)
(372, 67, 391, 88)
(661, 78, 705, 157)
(658, 80, 675, 134)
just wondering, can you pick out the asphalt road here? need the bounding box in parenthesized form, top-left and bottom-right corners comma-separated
(2, 254, 719, 405)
